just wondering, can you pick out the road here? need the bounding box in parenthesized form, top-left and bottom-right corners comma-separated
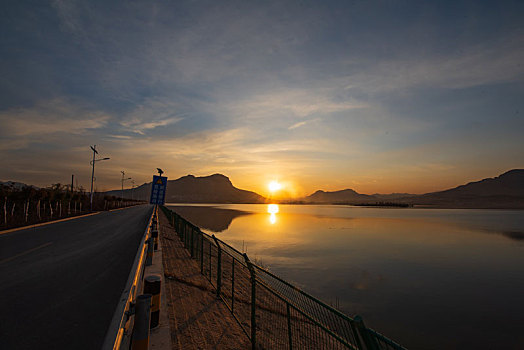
(0, 205, 153, 350)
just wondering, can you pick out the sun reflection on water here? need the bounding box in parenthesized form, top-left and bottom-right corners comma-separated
(267, 204, 279, 224)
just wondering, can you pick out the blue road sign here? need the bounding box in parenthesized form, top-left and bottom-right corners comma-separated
(150, 175, 167, 205)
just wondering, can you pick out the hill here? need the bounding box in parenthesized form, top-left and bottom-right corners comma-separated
(304, 189, 376, 203)
(302, 169, 524, 208)
(107, 174, 266, 204)
(0, 181, 39, 190)
(410, 169, 524, 208)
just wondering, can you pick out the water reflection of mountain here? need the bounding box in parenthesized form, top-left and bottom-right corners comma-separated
(166, 205, 251, 232)
(502, 231, 524, 241)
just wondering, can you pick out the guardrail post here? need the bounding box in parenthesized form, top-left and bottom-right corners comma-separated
(212, 235, 222, 297)
(151, 228, 159, 251)
(145, 237, 154, 266)
(144, 275, 161, 328)
(243, 253, 257, 350)
(131, 294, 152, 350)
(353, 315, 379, 350)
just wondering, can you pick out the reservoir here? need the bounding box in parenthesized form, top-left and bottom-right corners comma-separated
(166, 204, 524, 349)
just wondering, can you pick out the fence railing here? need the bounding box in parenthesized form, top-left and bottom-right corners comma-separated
(160, 206, 407, 350)
(102, 205, 156, 350)
(1, 197, 144, 230)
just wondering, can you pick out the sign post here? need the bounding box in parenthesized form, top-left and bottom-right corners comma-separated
(149, 175, 167, 205)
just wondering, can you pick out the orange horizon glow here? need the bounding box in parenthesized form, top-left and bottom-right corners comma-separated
(268, 181, 283, 193)
(220, 166, 518, 199)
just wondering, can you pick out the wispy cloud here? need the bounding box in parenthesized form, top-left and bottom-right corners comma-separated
(0, 98, 108, 138)
(225, 89, 367, 122)
(347, 37, 524, 92)
(118, 98, 184, 135)
(121, 116, 183, 135)
(288, 118, 320, 130)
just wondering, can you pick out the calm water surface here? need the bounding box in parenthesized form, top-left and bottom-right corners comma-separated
(166, 204, 524, 350)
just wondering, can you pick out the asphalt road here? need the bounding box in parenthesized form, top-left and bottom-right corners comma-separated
(0, 205, 153, 350)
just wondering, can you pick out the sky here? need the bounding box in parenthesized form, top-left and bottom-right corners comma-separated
(1, 0, 523, 197)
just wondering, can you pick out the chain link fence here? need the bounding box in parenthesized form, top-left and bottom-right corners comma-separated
(161, 206, 407, 350)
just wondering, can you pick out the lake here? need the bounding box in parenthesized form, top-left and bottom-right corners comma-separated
(165, 203, 524, 349)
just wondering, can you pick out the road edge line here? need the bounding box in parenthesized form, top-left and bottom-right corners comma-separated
(0, 212, 100, 235)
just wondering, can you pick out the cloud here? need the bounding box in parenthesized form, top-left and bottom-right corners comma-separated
(118, 98, 184, 135)
(347, 37, 524, 92)
(288, 118, 320, 130)
(121, 116, 184, 135)
(0, 98, 109, 138)
(51, 0, 92, 40)
(225, 88, 367, 122)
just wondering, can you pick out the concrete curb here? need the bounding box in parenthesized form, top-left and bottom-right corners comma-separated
(144, 223, 172, 350)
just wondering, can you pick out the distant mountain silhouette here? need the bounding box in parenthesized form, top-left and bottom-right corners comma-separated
(0, 181, 39, 190)
(106, 169, 523, 208)
(107, 174, 266, 204)
(305, 189, 375, 203)
(409, 169, 524, 208)
(303, 169, 524, 208)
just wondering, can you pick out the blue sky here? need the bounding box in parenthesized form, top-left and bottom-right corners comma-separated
(1, 0, 523, 195)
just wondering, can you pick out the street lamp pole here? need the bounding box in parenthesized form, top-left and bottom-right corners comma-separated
(90, 145, 98, 211)
(89, 145, 110, 211)
(121, 171, 131, 205)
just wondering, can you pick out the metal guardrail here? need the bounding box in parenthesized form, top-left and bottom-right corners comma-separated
(160, 206, 407, 350)
(102, 205, 156, 350)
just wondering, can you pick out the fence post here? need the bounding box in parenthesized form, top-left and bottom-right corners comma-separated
(190, 226, 195, 257)
(243, 253, 257, 350)
(212, 235, 222, 297)
(200, 233, 204, 274)
(353, 315, 379, 350)
(231, 259, 235, 313)
(287, 303, 293, 349)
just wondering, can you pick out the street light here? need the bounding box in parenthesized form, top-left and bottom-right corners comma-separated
(121, 171, 132, 205)
(131, 180, 135, 201)
(90, 145, 110, 211)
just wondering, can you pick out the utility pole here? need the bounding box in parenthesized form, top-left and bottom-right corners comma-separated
(71, 174, 74, 193)
(131, 180, 135, 201)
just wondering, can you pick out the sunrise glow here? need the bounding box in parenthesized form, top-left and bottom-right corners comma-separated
(268, 181, 283, 193)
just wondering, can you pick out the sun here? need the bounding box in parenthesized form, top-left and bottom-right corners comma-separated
(268, 181, 283, 193)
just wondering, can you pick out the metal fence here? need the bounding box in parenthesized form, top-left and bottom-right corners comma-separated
(160, 206, 407, 350)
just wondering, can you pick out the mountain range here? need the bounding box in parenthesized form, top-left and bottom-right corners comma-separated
(301, 169, 524, 208)
(4, 169, 523, 209)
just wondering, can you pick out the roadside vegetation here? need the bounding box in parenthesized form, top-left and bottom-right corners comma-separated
(1, 183, 145, 230)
